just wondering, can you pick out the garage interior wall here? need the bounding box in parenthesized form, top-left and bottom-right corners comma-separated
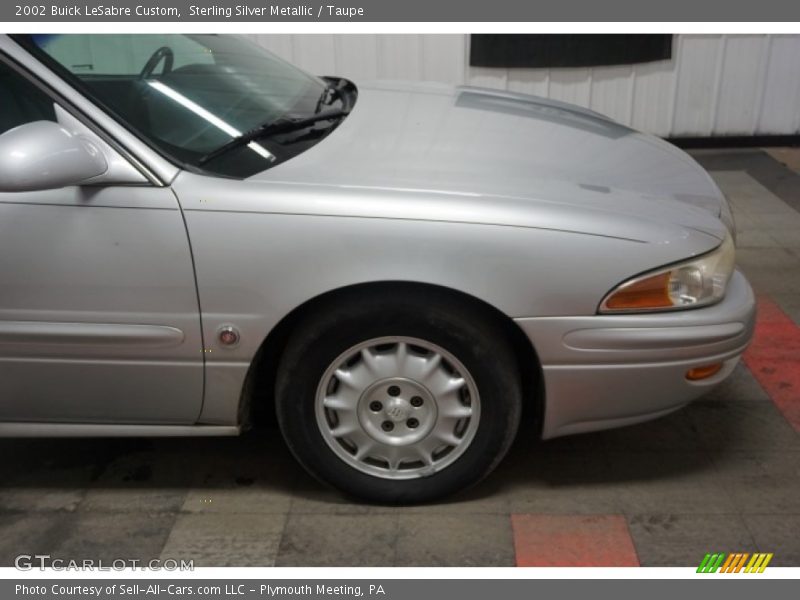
(248, 34, 800, 138)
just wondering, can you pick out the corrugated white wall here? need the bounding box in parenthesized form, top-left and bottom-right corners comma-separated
(248, 34, 800, 138)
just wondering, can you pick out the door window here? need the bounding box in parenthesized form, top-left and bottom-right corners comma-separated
(0, 61, 56, 135)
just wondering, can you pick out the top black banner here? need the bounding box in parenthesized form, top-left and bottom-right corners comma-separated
(3, 0, 800, 22)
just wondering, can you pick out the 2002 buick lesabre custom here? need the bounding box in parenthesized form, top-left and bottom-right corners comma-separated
(0, 34, 755, 502)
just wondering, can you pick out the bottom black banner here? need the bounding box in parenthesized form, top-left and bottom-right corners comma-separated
(3, 579, 794, 600)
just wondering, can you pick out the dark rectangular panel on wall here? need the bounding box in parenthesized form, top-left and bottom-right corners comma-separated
(470, 34, 673, 68)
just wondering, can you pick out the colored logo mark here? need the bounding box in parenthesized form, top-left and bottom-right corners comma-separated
(697, 552, 773, 573)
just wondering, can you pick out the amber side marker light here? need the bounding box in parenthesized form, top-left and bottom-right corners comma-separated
(686, 363, 723, 381)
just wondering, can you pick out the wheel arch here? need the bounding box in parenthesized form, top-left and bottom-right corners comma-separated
(238, 280, 544, 435)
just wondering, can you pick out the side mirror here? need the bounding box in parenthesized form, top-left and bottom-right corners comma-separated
(0, 120, 108, 192)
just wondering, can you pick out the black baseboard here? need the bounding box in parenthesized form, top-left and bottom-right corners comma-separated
(668, 135, 800, 149)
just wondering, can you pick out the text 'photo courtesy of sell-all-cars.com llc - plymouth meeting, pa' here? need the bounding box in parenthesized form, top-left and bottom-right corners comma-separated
(0, 34, 754, 503)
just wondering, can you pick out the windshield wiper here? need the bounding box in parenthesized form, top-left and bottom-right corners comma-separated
(198, 108, 349, 166)
(314, 77, 349, 113)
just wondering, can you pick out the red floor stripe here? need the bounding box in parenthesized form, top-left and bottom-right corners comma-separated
(742, 296, 800, 432)
(511, 514, 640, 567)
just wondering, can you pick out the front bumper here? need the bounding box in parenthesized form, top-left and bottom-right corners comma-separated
(514, 269, 756, 439)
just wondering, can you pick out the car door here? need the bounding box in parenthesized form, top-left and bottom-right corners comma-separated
(0, 59, 204, 424)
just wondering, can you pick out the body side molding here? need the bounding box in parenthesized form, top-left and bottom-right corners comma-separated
(0, 321, 185, 347)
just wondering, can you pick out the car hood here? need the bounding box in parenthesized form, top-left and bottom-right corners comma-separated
(246, 81, 729, 243)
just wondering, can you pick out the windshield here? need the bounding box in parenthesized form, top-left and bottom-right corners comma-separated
(19, 34, 349, 178)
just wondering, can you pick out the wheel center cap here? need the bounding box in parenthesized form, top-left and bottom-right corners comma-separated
(356, 376, 438, 446)
(384, 399, 410, 422)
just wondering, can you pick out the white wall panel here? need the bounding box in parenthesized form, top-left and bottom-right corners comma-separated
(671, 35, 725, 136)
(421, 35, 466, 84)
(758, 35, 800, 134)
(548, 68, 593, 106)
(589, 65, 635, 125)
(376, 35, 424, 80)
(251, 34, 800, 137)
(506, 69, 550, 97)
(629, 59, 676, 137)
(333, 35, 379, 81)
(713, 35, 770, 135)
(466, 66, 507, 90)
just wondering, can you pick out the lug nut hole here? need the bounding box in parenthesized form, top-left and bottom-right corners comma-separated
(387, 385, 401, 397)
(369, 401, 383, 412)
(410, 396, 424, 407)
(381, 421, 394, 432)
(406, 418, 419, 429)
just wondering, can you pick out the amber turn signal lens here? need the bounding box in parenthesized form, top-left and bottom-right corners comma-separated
(603, 272, 673, 311)
(600, 233, 736, 313)
(686, 363, 723, 381)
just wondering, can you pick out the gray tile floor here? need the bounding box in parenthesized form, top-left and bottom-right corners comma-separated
(0, 150, 798, 567)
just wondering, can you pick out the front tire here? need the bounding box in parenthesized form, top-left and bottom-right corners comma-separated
(275, 290, 522, 503)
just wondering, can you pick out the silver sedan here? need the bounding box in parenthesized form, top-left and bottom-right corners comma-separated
(0, 34, 755, 502)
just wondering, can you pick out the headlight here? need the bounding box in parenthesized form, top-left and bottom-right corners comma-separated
(599, 233, 735, 313)
(719, 196, 737, 244)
